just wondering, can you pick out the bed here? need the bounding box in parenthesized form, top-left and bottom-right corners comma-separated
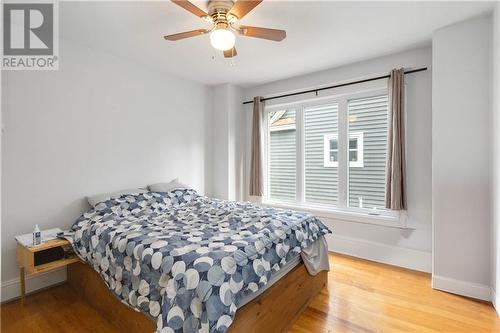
(66, 188, 331, 333)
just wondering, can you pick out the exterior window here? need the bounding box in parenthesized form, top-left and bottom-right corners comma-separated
(323, 132, 364, 168)
(348, 132, 364, 168)
(265, 91, 389, 213)
(323, 134, 339, 167)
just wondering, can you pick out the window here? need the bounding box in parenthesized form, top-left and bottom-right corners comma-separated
(305, 103, 338, 204)
(323, 134, 338, 167)
(323, 132, 364, 168)
(265, 91, 390, 216)
(268, 109, 296, 200)
(348, 132, 364, 168)
(348, 95, 388, 209)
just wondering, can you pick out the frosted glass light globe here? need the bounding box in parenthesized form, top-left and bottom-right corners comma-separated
(210, 28, 236, 51)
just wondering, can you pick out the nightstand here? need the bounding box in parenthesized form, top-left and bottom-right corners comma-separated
(16, 238, 80, 304)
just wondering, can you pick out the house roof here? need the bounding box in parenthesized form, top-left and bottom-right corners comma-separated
(272, 117, 295, 127)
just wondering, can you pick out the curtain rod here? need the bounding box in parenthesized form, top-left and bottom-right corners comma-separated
(242, 67, 428, 105)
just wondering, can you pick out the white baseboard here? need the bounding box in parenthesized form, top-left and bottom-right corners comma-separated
(1, 267, 67, 303)
(432, 275, 491, 302)
(492, 288, 500, 316)
(327, 234, 432, 273)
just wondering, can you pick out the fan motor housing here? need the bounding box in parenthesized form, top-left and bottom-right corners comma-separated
(207, 0, 237, 24)
(207, 0, 234, 14)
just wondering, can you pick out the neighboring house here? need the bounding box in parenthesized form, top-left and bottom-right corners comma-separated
(269, 110, 298, 201)
(268, 95, 388, 209)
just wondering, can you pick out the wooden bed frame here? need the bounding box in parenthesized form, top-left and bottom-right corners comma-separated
(67, 261, 327, 333)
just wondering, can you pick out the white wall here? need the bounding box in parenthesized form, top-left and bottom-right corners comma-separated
(492, 3, 500, 313)
(211, 85, 230, 199)
(231, 86, 246, 202)
(241, 47, 433, 272)
(432, 15, 492, 300)
(1, 37, 212, 298)
(210, 84, 244, 201)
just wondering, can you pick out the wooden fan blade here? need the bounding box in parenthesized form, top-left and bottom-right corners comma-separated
(228, 0, 262, 20)
(171, 0, 208, 18)
(164, 29, 209, 41)
(239, 26, 286, 41)
(223, 47, 237, 58)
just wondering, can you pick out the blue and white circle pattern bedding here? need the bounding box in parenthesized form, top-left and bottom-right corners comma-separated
(70, 189, 331, 333)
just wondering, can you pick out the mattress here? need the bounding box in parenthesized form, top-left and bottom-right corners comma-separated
(239, 235, 329, 307)
(238, 253, 302, 307)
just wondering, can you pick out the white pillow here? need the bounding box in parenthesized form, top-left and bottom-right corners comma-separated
(87, 188, 147, 207)
(149, 178, 191, 192)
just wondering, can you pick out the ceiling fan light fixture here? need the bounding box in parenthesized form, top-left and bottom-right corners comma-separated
(166, 0, 285, 57)
(210, 28, 236, 51)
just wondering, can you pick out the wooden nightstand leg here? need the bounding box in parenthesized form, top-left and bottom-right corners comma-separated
(20, 266, 26, 305)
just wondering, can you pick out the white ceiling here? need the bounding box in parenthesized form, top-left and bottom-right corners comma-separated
(60, 1, 495, 87)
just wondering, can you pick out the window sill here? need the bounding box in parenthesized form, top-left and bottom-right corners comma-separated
(261, 199, 413, 230)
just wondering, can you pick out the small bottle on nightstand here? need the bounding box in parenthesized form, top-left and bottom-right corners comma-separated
(33, 224, 41, 246)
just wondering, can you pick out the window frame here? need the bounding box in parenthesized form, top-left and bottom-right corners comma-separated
(262, 88, 405, 227)
(323, 133, 339, 167)
(323, 132, 364, 168)
(348, 131, 364, 168)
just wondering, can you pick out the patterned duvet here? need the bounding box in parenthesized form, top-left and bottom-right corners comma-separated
(70, 189, 330, 333)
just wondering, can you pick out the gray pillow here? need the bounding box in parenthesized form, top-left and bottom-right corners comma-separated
(87, 188, 147, 207)
(149, 178, 191, 192)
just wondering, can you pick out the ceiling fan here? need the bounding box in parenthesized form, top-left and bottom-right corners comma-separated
(164, 0, 286, 58)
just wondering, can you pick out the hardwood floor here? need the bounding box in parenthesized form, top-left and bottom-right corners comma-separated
(2, 253, 499, 333)
(290, 254, 500, 333)
(0, 283, 118, 333)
